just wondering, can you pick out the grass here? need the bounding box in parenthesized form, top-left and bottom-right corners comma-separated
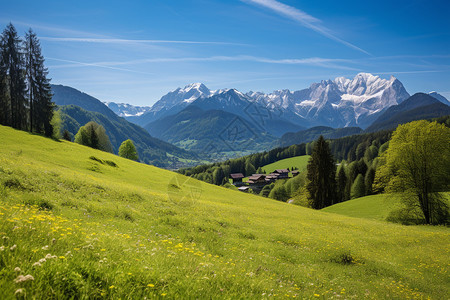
(322, 194, 403, 221)
(0, 125, 449, 299)
(261, 155, 310, 174)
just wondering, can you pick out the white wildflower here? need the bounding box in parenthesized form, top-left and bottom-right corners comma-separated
(32, 262, 41, 267)
(41, 245, 49, 250)
(38, 258, 46, 264)
(0, 246, 4, 251)
(10, 244, 17, 251)
(45, 254, 57, 259)
(14, 267, 21, 272)
(15, 288, 24, 295)
(14, 274, 34, 283)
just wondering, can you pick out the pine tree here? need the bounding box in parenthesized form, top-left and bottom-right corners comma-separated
(306, 136, 337, 209)
(1, 23, 27, 130)
(24, 28, 53, 135)
(337, 165, 347, 202)
(0, 33, 7, 126)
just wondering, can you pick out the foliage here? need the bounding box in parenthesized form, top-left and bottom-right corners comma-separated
(268, 184, 289, 202)
(376, 120, 450, 224)
(350, 174, 365, 199)
(118, 139, 139, 161)
(74, 121, 113, 153)
(307, 136, 337, 209)
(0, 24, 54, 135)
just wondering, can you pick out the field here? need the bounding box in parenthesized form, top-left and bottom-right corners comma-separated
(0, 125, 449, 299)
(322, 194, 402, 221)
(261, 155, 310, 174)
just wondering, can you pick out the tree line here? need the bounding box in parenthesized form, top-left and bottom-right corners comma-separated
(0, 23, 54, 136)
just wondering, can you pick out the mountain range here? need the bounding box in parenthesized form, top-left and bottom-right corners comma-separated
(108, 73, 412, 131)
(51, 85, 199, 168)
(59, 73, 449, 162)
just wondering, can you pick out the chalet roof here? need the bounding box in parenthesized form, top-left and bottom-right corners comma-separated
(248, 174, 265, 181)
(291, 170, 300, 174)
(274, 169, 289, 174)
(238, 186, 250, 191)
(230, 173, 244, 179)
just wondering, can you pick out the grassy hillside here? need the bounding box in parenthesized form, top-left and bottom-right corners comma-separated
(0, 125, 449, 299)
(322, 194, 402, 221)
(261, 155, 310, 174)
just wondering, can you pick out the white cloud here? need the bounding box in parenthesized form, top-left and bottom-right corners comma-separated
(40, 37, 245, 46)
(243, 0, 370, 55)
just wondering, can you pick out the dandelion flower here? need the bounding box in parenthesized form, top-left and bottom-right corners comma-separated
(109, 285, 115, 289)
(147, 284, 155, 287)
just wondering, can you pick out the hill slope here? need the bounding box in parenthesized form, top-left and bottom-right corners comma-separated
(0, 125, 449, 299)
(261, 155, 310, 173)
(366, 93, 450, 132)
(278, 126, 363, 147)
(51, 85, 198, 168)
(145, 105, 277, 159)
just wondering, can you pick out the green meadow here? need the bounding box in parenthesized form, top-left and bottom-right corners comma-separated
(261, 155, 310, 174)
(0, 125, 449, 299)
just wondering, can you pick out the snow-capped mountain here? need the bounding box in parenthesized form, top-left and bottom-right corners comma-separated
(104, 102, 151, 117)
(250, 73, 410, 128)
(113, 73, 411, 130)
(130, 83, 213, 126)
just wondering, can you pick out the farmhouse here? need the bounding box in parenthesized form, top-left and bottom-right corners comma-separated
(291, 170, 300, 177)
(247, 174, 266, 185)
(230, 173, 245, 186)
(273, 169, 289, 179)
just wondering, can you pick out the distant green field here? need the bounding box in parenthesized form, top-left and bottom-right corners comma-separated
(0, 126, 449, 299)
(322, 194, 402, 221)
(261, 155, 310, 174)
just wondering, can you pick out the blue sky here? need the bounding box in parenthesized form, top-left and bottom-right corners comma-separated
(1, 0, 449, 105)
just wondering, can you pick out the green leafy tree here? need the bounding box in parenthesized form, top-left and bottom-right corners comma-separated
(350, 174, 365, 199)
(119, 139, 139, 161)
(74, 121, 113, 152)
(268, 185, 289, 202)
(376, 120, 450, 224)
(245, 160, 256, 176)
(306, 136, 337, 209)
(212, 167, 225, 185)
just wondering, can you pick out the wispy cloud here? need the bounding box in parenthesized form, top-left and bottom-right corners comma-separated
(47, 55, 358, 71)
(40, 37, 245, 46)
(46, 57, 154, 75)
(242, 0, 370, 55)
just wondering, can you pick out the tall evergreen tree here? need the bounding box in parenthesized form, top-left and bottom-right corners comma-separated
(306, 136, 337, 209)
(1, 23, 27, 130)
(24, 28, 53, 135)
(337, 165, 347, 202)
(0, 32, 7, 126)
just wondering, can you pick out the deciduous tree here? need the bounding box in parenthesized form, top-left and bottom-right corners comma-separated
(119, 139, 139, 161)
(376, 120, 450, 224)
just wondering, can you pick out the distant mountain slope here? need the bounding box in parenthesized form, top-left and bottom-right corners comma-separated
(105, 102, 151, 118)
(51, 85, 198, 168)
(365, 93, 450, 132)
(429, 91, 450, 105)
(145, 105, 277, 158)
(278, 126, 363, 147)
